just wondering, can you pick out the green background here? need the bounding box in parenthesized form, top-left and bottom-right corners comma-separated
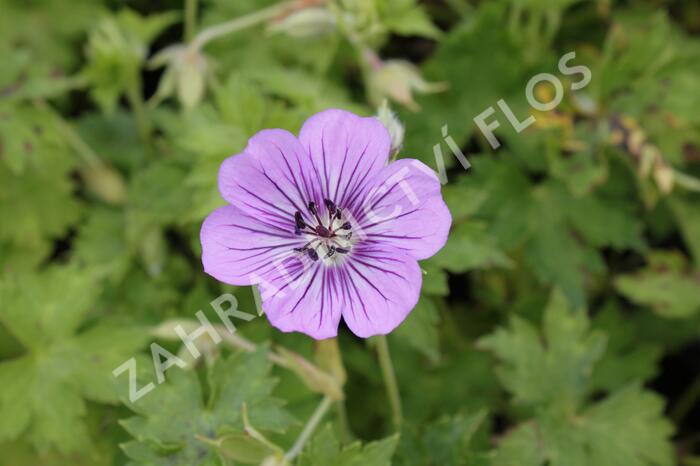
(1, 0, 699, 465)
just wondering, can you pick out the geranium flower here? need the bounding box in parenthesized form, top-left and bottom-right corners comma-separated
(200, 109, 451, 339)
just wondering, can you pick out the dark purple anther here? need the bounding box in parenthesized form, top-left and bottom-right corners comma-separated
(308, 201, 318, 215)
(324, 198, 336, 216)
(307, 249, 319, 261)
(294, 211, 306, 230)
(341, 222, 351, 230)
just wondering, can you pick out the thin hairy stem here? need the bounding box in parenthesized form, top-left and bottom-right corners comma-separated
(126, 78, 151, 143)
(184, 0, 198, 42)
(375, 335, 403, 429)
(32, 98, 102, 167)
(192, 0, 296, 49)
(285, 396, 334, 460)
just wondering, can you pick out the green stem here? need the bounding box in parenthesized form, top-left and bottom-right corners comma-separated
(508, 4, 522, 37)
(335, 398, 354, 443)
(673, 169, 700, 192)
(672, 372, 700, 425)
(284, 396, 333, 460)
(31, 98, 102, 167)
(191, 0, 297, 50)
(126, 77, 151, 143)
(375, 335, 403, 430)
(184, 0, 198, 42)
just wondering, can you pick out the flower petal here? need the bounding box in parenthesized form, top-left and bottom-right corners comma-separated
(261, 264, 343, 340)
(200, 205, 304, 286)
(353, 159, 452, 260)
(298, 109, 391, 207)
(340, 243, 422, 338)
(218, 129, 321, 227)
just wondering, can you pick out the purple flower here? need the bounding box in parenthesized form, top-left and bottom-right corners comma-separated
(200, 109, 451, 339)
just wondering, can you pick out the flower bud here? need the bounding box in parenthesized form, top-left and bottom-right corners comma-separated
(276, 346, 344, 400)
(140, 227, 166, 276)
(148, 44, 209, 110)
(639, 145, 658, 179)
(268, 7, 336, 38)
(375, 100, 404, 157)
(368, 59, 448, 112)
(260, 454, 291, 466)
(151, 319, 201, 339)
(653, 160, 674, 194)
(81, 163, 128, 205)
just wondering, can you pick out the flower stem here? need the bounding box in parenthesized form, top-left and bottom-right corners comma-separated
(31, 98, 102, 168)
(284, 395, 333, 460)
(184, 0, 198, 42)
(191, 0, 297, 50)
(315, 338, 353, 441)
(672, 372, 700, 425)
(374, 335, 403, 430)
(335, 398, 354, 442)
(126, 78, 151, 143)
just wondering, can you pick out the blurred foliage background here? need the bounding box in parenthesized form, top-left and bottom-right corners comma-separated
(1, 0, 700, 465)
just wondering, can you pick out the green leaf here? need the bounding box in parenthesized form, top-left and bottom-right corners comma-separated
(564, 195, 644, 251)
(120, 349, 295, 466)
(615, 251, 700, 318)
(128, 160, 192, 226)
(0, 127, 81, 255)
(393, 295, 441, 363)
(395, 410, 487, 466)
(523, 183, 607, 308)
(0, 266, 148, 453)
(400, 4, 532, 162)
(493, 385, 674, 466)
(421, 263, 450, 297)
(379, 0, 442, 39)
(73, 207, 131, 281)
(590, 304, 662, 392)
(82, 9, 177, 112)
(670, 197, 700, 265)
(431, 222, 512, 273)
(477, 290, 606, 408)
(298, 425, 399, 466)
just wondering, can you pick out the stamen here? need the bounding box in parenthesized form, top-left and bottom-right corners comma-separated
(324, 199, 336, 217)
(294, 211, 306, 230)
(308, 201, 324, 226)
(292, 199, 354, 264)
(308, 201, 318, 215)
